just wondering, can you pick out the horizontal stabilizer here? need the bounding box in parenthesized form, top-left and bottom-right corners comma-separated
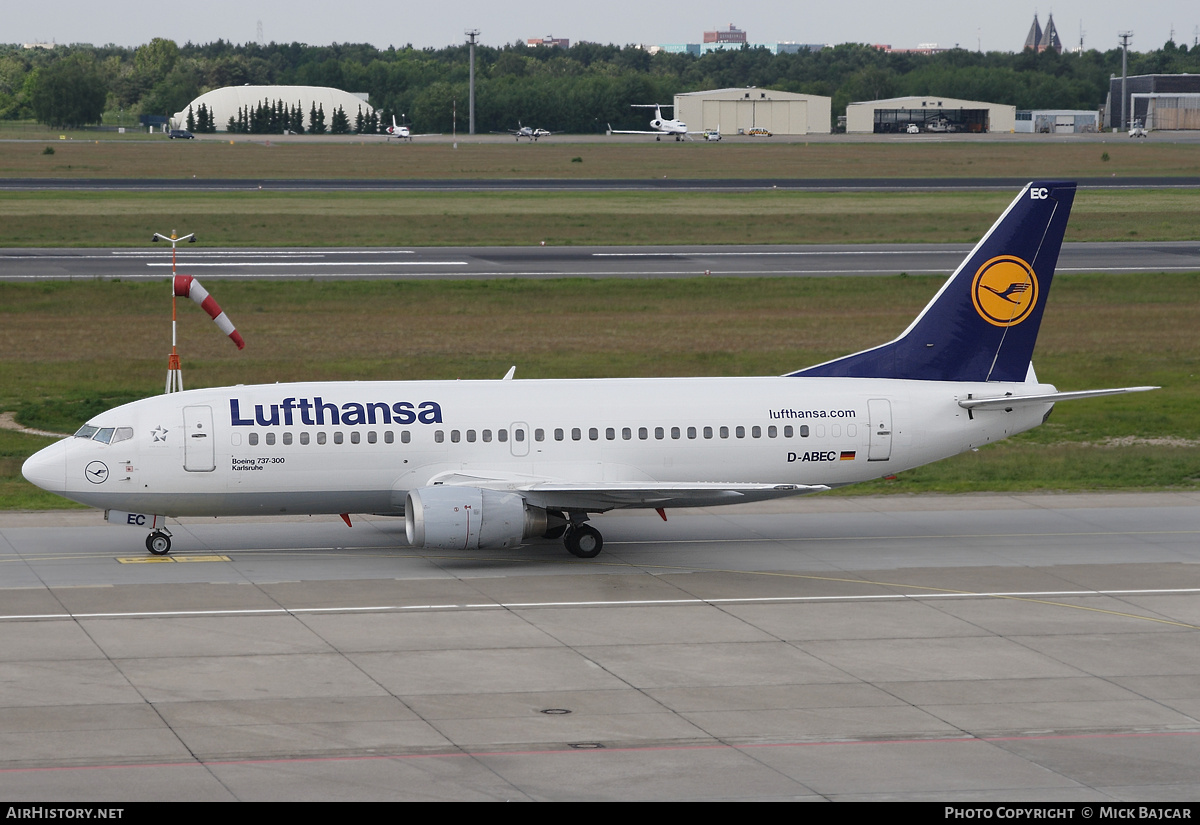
(959, 386, 1158, 410)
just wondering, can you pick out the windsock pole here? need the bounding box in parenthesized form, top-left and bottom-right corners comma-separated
(152, 230, 195, 393)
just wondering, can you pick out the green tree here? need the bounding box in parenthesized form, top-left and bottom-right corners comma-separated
(29, 53, 108, 128)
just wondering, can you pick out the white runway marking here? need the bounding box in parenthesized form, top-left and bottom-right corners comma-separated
(4, 587, 1198, 621)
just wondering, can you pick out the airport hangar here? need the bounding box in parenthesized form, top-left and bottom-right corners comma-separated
(846, 95, 1017, 134)
(171, 85, 374, 131)
(673, 88, 832, 135)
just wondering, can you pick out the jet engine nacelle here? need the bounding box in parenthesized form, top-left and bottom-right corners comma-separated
(405, 486, 548, 550)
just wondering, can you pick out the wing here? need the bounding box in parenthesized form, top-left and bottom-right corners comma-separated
(425, 471, 827, 512)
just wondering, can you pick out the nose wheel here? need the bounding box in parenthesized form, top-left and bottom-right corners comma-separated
(146, 530, 172, 556)
(564, 524, 603, 558)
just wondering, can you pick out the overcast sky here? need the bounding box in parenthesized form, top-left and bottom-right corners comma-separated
(8, 1, 1196, 54)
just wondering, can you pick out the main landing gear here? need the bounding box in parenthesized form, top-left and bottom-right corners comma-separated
(563, 522, 603, 559)
(146, 529, 172, 556)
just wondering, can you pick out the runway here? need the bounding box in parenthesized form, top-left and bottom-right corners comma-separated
(3, 492, 1199, 800)
(1, 175, 1199, 192)
(3, 241, 1200, 281)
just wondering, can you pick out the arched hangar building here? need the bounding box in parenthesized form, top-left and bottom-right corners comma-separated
(846, 96, 1016, 134)
(673, 88, 831, 135)
(172, 85, 373, 131)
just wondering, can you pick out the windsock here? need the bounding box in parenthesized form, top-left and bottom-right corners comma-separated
(173, 275, 245, 350)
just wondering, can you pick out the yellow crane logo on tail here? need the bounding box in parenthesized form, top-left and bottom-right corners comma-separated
(971, 255, 1039, 327)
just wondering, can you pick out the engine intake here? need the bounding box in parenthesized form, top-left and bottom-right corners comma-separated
(405, 486, 548, 550)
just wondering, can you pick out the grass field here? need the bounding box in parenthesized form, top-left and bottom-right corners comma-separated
(1, 189, 1197, 247)
(2, 274, 1197, 509)
(3, 137, 1200, 180)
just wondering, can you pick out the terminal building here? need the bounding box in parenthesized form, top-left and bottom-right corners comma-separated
(171, 85, 372, 131)
(845, 95, 1016, 134)
(673, 87, 831, 135)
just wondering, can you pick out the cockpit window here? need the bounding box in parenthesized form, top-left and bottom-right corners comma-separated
(73, 425, 133, 444)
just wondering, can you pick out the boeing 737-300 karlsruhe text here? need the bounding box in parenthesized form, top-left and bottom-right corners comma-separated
(21, 182, 1154, 558)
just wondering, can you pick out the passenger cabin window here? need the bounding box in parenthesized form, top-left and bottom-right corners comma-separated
(351, 431, 361, 444)
(498, 430, 508, 443)
(434, 430, 444, 443)
(266, 433, 276, 446)
(334, 432, 344, 444)
(317, 432, 327, 445)
(466, 429, 476, 443)
(384, 431, 394, 444)
(282, 432, 293, 445)
(367, 431, 377, 444)
(606, 428, 615, 441)
(703, 426, 713, 439)
(249, 433, 259, 446)
(401, 431, 411, 444)
(571, 428, 581, 441)
(535, 429, 545, 442)
(515, 429, 525, 442)
(589, 428, 598, 441)
(300, 432, 310, 445)
(687, 426, 697, 439)
(555, 428, 565, 442)
(483, 430, 492, 442)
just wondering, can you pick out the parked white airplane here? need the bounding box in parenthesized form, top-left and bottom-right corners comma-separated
(382, 115, 431, 142)
(22, 182, 1154, 559)
(608, 104, 693, 141)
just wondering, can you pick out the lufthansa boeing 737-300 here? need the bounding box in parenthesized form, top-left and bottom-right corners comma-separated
(22, 182, 1155, 559)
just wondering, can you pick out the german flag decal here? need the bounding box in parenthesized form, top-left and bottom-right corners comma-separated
(840, 450, 856, 461)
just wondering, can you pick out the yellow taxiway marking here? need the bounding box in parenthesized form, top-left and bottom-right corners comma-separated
(116, 555, 230, 564)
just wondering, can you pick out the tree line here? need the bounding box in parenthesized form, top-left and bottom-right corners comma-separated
(4, 36, 1199, 131)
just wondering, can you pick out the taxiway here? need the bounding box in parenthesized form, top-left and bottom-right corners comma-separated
(2, 493, 1199, 800)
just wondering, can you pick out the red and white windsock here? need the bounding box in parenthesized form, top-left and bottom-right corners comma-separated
(173, 275, 245, 350)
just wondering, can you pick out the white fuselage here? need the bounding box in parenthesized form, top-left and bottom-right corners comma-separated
(27, 375, 1054, 518)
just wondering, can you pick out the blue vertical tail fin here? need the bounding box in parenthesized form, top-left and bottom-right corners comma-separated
(790, 181, 1076, 383)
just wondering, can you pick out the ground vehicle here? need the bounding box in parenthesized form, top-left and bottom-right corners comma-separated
(168, 129, 195, 140)
(747, 128, 772, 137)
(906, 123, 920, 134)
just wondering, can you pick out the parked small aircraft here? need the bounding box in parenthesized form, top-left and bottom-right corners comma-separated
(608, 104, 693, 141)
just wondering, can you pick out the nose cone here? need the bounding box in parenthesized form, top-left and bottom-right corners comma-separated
(22, 440, 68, 494)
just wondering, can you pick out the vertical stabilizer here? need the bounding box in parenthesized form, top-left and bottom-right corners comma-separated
(790, 181, 1076, 383)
